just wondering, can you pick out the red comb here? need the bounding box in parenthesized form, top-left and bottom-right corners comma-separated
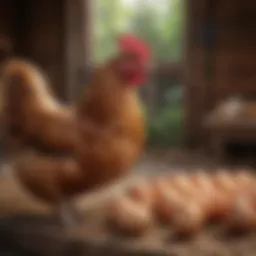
(118, 34, 150, 63)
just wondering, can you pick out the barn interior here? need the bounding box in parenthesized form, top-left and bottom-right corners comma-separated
(0, 0, 256, 255)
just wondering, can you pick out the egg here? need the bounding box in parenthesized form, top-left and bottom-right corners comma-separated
(172, 200, 205, 237)
(191, 172, 216, 197)
(106, 196, 153, 237)
(154, 182, 184, 223)
(212, 170, 236, 193)
(170, 173, 195, 196)
(234, 171, 255, 190)
(191, 171, 212, 189)
(126, 178, 152, 206)
(227, 193, 256, 232)
(207, 170, 256, 222)
(205, 188, 236, 222)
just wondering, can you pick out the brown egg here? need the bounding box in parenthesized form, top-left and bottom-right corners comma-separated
(126, 178, 152, 207)
(106, 196, 153, 237)
(227, 193, 256, 232)
(204, 188, 236, 222)
(172, 200, 205, 236)
(192, 186, 215, 218)
(234, 171, 255, 190)
(149, 176, 169, 207)
(191, 171, 211, 188)
(212, 170, 237, 194)
(170, 173, 195, 196)
(207, 170, 254, 222)
(191, 172, 215, 197)
(154, 182, 184, 223)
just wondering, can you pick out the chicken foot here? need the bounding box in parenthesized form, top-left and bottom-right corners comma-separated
(0, 124, 27, 177)
(58, 200, 84, 229)
(0, 135, 17, 177)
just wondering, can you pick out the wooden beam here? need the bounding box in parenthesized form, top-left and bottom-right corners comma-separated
(77, 0, 93, 95)
(184, 0, 210, 148)
(64, 0, 92, 102)
(83, 0, 92, 65)
(64, 0, 77, 102)
(183, 0, 200, 147)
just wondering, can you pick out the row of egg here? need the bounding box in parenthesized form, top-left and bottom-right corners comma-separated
(106, 171, 256, 237)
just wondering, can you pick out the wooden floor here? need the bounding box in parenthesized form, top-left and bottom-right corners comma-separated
(1, 156, 256, 256)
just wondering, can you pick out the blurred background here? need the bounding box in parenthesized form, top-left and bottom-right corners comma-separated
(0, 0, 184, 150)
(1, 0, 256, 254)
(1, 0, 255, 162)
(92, 0, 184, 149)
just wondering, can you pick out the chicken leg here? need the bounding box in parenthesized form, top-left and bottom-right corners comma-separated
(58, 200, 84, 228)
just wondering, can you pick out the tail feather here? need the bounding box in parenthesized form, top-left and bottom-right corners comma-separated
(1, 58, 53, 99)
(0, 59, 75, 154)
(0, 59, 50, 125)
(0, 59, 55, 154)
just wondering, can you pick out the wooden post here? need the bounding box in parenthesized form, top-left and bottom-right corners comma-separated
(83, 0, 92, 66)
(78, 0, 93, 92)
(64, 0, 77, 103)
(64, 0, 92, 102)
(184, 0, 212, 148)
(184, 0, 201, 147)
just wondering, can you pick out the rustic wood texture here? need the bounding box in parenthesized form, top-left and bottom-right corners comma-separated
(15, 0, 66, 99)
(64, 0, 92, 102)
(186, 0, 256, 148)
(0, 0, 91, 101)
(184, 0, 210, 147)
(0, 0, 15, 61)
(204, 108, 256, 161)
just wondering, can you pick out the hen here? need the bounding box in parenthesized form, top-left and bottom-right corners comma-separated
(1, 60, 76, 155)
(1, 34, 150, 226)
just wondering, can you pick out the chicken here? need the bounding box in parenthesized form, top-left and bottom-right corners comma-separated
(75, 44, 148, 187)
(1, 59, 76, 155)
(2, 34, 150, 226)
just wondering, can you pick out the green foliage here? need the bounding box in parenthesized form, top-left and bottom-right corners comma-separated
(93, 0, 184, 63)
(93, 0, 184, 148)
(147, 105, 183, 147)
(147, 86, 183, 147)
(93, 0, 129, 62)
(128, 0, 184, 62)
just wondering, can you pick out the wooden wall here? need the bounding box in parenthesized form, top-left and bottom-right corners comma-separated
(0, 0, 66, 99)
(185, 0, 256, 147)
(64, 0, 92, 102)
(184, 0, 210, 147)
(0, 0, 91, 101)
(214, 1, 256, 100)
(0, 1, 15, 59)
(16, 0, 66, 99)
